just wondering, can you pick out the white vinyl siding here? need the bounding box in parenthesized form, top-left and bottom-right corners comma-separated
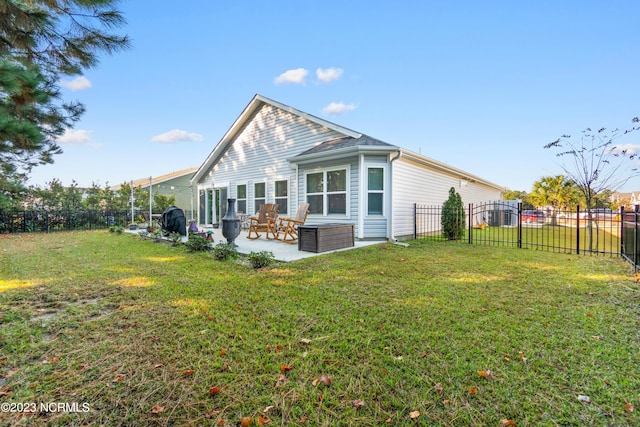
(391, 157, 503, 239)
(197, 104, 344, 222)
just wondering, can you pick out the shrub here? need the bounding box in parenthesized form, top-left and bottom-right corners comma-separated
(168, 232, 183, 247)
(109, 225, 124, 234)
(248, 250, 275, 268)
(184, 235, 210, 252)
(441, 187, 465, 240)
(212, 243, 239, 260)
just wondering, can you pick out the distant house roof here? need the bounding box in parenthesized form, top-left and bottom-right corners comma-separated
(111, 167, 198, 190)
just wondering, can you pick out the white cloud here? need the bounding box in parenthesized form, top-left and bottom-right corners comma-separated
(56, 129, 92, 144)
(316, 67, 343, 84)
(321, 102, 357, 116)
(59, 76, 92, 91)
(151, 129, 204, 143)
(274, 68, 309, 85)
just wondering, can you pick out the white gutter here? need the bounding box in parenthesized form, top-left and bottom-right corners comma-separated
(388, 150, 408, 246)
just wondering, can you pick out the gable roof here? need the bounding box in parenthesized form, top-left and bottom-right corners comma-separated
(191, 94, 362, 183)
(290, 134, 398, 163)
(111, 167, 198, 190)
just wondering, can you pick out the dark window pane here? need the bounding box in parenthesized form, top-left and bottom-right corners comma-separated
(327, 170, 346, 192)
(276, 199, 288, 215)
(254, 182, 265, 198)
(368, 193, 383, 215)
(237, 184, 246, 199)
(307, 173, 323, 193)
(275, 180, 288, 197)
(328, 194, 346, 214)
(368, 168, 384, 191)
(307, 195, 323, 214)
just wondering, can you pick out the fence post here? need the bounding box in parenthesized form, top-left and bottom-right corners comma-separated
(633, 205, 638, 271)
(619, 206, 624, 258)
(517, 202, 522, 249)
(575, 204, 580, 255)
(468, 203, 473, 244)
(413, 203, 417, 240)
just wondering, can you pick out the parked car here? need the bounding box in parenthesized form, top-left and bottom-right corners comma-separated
(522, 210, 545, 223)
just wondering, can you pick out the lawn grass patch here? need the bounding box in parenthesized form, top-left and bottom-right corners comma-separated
(0, 231, 638, 426)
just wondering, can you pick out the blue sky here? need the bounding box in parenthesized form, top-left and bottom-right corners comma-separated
(28, 0, 640, 193)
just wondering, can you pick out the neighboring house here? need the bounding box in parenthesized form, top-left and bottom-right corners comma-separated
(611, 191, 639, 209)
(191, 95, 505, 240)
(113, 167, 198, 219)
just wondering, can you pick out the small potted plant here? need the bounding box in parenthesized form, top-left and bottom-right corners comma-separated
(128, 223, 138, 230)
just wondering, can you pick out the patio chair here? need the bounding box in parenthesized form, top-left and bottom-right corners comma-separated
(274, 202, 310, 243)
(247, 203, 278, 240)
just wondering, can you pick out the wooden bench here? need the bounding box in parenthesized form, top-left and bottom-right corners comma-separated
(298, 223, 354, 253)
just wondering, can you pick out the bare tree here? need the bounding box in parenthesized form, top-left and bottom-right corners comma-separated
(545, 119, 640, 249)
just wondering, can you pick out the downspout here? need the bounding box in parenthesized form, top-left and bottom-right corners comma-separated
(388, 150, 409, 246)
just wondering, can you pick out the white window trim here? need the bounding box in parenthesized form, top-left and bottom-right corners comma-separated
(365, 164, 387, 218)
(252, 179, 267, 214)
(274, 179, 289, 216)
(235, 182, 248, 215)
(304, 165, 351, 218)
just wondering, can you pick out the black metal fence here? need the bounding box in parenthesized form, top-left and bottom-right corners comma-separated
(416, 202, 639, 269)
(0, 210, 135, 233)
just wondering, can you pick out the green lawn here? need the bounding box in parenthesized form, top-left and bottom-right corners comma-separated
(0, 231, 638, 426)
(470, 223, 621, 255)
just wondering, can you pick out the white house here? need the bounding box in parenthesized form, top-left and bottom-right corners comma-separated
(192, 94, 505, 240)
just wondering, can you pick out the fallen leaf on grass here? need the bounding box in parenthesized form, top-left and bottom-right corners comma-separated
(183, 369, 196, 377)
(217, 420, 225, 426)
(435, 383, 444, 394)
(501, 420, 516, 426)
(477, 370, 494, 379)
(280, 364, 293, 372)
(518, 351, 527, 362)
(153, 363, 164, 369)
(219, 349, 227, 356)
(624, 402, 634, 412)
(258, 416, 270, 425)
(151, 404, 165, 414)
(240, 417, 252, 426)
(209, 386, 222, 395)
(263, 405, 275, 413)
(577, 395, 591, 403)
(299, 338, 311, 344)
(409, 410, 420, 419)
(352, 399, 365, 409)
(469, 386, 477, 395)
(113, 375, 125, 382)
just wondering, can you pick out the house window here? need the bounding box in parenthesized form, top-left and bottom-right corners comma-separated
(306, 172, 324, 214)
(367, 167, 384, 215)
(236, 184, 247, 214)
(254, 182, 265, 213)
(306, 168, 348, 216)
(275, 180, 288, 215)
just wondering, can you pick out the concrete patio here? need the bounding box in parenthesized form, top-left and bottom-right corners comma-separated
(126, 228, 384, 262)
(210, 229, 384, 262)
